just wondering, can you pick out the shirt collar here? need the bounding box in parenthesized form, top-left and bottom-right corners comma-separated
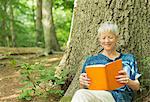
(98, 49, 122, 62)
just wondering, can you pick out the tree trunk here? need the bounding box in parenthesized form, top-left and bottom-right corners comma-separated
(1, 15, 7, 46)
(1, 1, 10, 47)
(56, 0, 150, 101)
(42, 0, 53, 55)
(10, 4, 16, 47)
(49, 0, 61, 51)
(42, 0, 60, 55)
(36, 0, 43, 47)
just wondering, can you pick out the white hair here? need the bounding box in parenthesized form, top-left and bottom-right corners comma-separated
(98, 22, 119, 36)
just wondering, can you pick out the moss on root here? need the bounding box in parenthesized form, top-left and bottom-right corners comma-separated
(60, 96, 72, 102)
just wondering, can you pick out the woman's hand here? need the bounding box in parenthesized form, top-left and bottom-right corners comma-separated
(79, 73, 91, 88)
(116, 70, 129, 84)
(116, 70, 140, 90)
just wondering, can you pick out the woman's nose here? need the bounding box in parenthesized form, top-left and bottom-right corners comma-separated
(105, 38, 110, 42)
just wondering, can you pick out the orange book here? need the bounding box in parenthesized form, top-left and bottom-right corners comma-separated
(85, 59, 124, 90)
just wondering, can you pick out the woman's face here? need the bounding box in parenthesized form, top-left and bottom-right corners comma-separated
(99, 31, 118, 51)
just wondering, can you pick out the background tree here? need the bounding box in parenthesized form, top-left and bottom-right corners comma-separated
(55, 0, 150, 101)
(0, 0, 36, 47)
(0, 0, 18, 47)
(42, 0, 60, 55)
(9, 1, 16, 47)
(35, 0, 43, 47)
(0, 0, 9, 46)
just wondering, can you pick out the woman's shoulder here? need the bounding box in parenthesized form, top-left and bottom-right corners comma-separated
(122, 53, 134, 57)
(121, 53, 136, 61)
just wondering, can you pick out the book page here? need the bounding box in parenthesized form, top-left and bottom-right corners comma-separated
(106, 59, 124, 90)
(86, 65, 108, 90)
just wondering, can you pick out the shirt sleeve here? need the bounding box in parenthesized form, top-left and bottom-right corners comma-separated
(130, 55, 141, 80)
(81, 56, 91, 73)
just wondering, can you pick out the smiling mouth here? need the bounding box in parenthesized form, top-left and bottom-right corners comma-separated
(104, 44, 111, 46)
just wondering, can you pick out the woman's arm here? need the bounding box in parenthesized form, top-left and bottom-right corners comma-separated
(127, 79, 140, 91)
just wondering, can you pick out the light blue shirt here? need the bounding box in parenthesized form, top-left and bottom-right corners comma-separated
(81, 53, 141, 102)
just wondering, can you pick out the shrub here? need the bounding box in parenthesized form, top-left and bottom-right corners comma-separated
(18, 63, 68, 101)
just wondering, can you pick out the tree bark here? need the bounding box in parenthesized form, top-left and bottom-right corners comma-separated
(57, 0, 150, 101)
(49, 0, 61, 51)
(10, 4, 16, 47)
(42, 0, 53, 55)
(42, 0, 60, 55)
(35, 0, 43, 47)
(1, 1, 10, 47)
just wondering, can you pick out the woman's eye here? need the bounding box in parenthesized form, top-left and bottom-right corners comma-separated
(108, 36, 113, 39)
(100, 36, 105, 39)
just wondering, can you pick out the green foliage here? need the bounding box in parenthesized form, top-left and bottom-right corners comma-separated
(14, 0, 36, 47)
(53, 0, 74, 49)
(54, 0, 74, 10)
(18, 63, 69, 101)
(18, 89, 33, 101)
(10, 59, 17, 67)
(54, 8, 72, 49)
(0, 0, 36, 47)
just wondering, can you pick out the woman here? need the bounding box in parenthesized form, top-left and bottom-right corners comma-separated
(71, 22, 141, 102)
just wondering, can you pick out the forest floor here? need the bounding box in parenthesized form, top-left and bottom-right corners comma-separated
(0, 47, 63, 102)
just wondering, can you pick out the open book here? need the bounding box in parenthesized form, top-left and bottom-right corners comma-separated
(86, 59, 124, 90)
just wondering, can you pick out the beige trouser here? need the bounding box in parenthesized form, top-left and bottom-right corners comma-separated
(71, 89, 115, 102)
